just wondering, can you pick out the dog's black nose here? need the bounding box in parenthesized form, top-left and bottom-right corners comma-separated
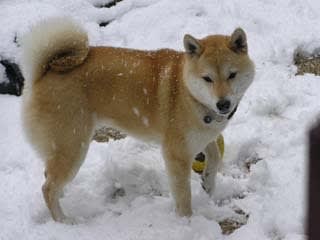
(216, 99, 231, 113)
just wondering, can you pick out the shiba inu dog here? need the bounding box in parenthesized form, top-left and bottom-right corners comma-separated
(21, 17, 254, 223)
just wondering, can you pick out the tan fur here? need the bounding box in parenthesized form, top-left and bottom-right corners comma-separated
(22, 18, 254, 222)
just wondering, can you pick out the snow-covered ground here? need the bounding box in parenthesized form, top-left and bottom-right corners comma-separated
(1, 0, 320, 239)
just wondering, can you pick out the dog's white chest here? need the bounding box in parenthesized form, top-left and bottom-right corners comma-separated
(186, 120, 227, 155)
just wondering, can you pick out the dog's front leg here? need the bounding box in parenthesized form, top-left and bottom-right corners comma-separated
(163, 142, 192, 217)
(201, 136, 223, 196)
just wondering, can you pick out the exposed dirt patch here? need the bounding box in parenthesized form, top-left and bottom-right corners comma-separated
(94, 0, 123, 8)
(245, 155, 263, 172)
(94, 0, 124, 27)
(93, 127, 126, 142)
(0, 59, 24, 96)
(219, 208, 249, 235)
(99, 21, 112, 27)
(294, 52, 320, 76)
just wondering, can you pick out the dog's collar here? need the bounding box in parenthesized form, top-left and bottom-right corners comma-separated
(203, 105, 238, 124)
(188, 93, 238, 124)
(227, 105, 238, 120)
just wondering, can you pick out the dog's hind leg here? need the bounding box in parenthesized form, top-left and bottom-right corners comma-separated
(42, 131, 92, 223)
(42, 150, 83, 223)
(37, 105, 94, 223)
(42, 173, 68, 223)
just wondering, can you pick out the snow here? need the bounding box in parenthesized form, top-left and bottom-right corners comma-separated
(0, 0, 320, 239)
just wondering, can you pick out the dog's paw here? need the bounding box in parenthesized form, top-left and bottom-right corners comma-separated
(55, 215, 78, 225)
(61, 217, 77, 225)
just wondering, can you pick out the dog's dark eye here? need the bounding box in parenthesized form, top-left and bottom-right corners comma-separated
(228, 72, 237, 79)
(202, 76, 213, 83)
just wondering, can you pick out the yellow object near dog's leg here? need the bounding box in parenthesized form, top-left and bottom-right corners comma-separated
(192, 152, 206, 174)
(192, 134, 224, 174)
(217, 134, 224, 158)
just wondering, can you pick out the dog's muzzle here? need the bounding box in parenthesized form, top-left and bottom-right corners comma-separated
(203, 105, 238, 124)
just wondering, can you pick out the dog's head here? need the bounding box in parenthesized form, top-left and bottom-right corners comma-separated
(183, 28, 255, 115)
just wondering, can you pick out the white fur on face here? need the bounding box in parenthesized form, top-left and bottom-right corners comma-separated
(185, 74, 219, 111)
(229, 68, 255, 105)
(183, 48, 255, 114)
(185, 66, 254, 114)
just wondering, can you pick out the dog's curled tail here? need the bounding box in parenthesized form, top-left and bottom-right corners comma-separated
(21, 17, 89, 84)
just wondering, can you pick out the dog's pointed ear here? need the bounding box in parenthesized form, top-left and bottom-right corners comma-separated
(230, 28, 247, 54)
(184, 34, 202, 56)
